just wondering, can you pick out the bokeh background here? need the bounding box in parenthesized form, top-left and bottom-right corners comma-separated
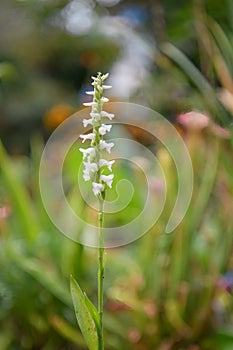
(1, 0, 233, 349)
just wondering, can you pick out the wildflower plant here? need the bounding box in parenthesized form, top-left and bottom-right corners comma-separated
(70, 72, 114, 350)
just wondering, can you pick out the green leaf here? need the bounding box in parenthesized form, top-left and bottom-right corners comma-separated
(84, 292, 101, 335)
(70, 276, 99, 350)
(50, 315, 86, 346)
(7, 247, 71, 306)
(0, 140, 40, 241)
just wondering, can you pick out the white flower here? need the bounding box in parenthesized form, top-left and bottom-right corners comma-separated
(83, 118, 93, 127)
(99, 124, 112, 136)
(79, 147, 96, 158)
(100, 140, 114, 153)
(83, 170, 91, 181)
(100, 174, 114, 188)
(84, 161, 98, 173)
(100, 97, 109, 103)
(99, 159, 115, 171)
(102, 73, 109, 81)
(91, 76, 99, 81)
(80, 133, 95, 143)
(85, 91, 95, 95)
(103, 85, 112, 89)
(83, 161, 98, 181)
(92, 182, 105, 196)
(83, 101, 98, 107)
(101, 111, 114, 120)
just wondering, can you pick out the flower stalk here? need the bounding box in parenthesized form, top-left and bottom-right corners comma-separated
(98, 198, 104, 350)
(79, 72, 114, 349)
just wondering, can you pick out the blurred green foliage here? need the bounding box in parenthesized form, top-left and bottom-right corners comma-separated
(0, 0, 232, 152)
(1, 121, 233, 349)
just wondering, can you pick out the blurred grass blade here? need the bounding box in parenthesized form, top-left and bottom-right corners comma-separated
(0, 140, 40, 240)
(161, 42, 231, 124)
(50, 315, 86, 346)
(188, 140, 219, 232)
(70, 275, 99, 350)
(7, 246, 71, 306)
(207, 18, 233, 76)
(165, 299, 191, 335)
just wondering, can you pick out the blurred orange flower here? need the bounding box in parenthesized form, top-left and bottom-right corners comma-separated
(43, 104, 74, 130)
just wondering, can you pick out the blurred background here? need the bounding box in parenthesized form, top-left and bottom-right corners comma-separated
(1, 0, 233, 349)
(1, 0, 232, 154)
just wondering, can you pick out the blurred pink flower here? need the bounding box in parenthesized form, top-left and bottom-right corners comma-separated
(0, 206, 11, 220)
(177, 111, 210, 130)
(211, 123, 231, 139)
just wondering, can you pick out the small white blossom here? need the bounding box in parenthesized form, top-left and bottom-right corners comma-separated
(83, 101, 98, 107)
(85, 91, 95, 95)
(91, 76, 99, 81)
(92, 182, 105, 196)
(100, 174, 114, 188)
(83, 118, 93, 127)
(103, 85, 112, 89)
(83, 161, 98, 181)
(80, 133, 95, 143)
(102, 73, 109, 80)
(84, 161, 98, 173)
(99, 159, 115, 171)
(99, 124, 112, 136)
(101, 111, 114, 120)
(79, 147, 96, 159)
(100, 140, 114, 153)
(100, 97, 109, 103)
(83, 170, 91, 181)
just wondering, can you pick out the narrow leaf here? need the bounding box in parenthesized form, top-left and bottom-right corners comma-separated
(0, 140, 40, 240)
(7, 248, 71, 306)
(161, 42, 231, 124)
(50, 315, 86, 346)
(70, 276, 98, 350)
(84, 292, 101, 334)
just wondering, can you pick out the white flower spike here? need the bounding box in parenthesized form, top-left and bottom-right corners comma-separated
(80, 72, 115, 197)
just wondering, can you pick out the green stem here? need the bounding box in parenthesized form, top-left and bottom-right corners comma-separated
(98, 199, 104, 350)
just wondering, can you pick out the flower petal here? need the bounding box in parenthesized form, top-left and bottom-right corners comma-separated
(100, 174, 114, 188)
(83, 118, 93, 127)
(101, 97, 109, 103)
(99, 159, 115, 171)
(100, 140, 114, 153)
(101, 111, 114, 120)
(83, 102, 98, 107)
(99, 124, 112, 136)
(80, 133, 95, 143)
(92, 182, 105, 196)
